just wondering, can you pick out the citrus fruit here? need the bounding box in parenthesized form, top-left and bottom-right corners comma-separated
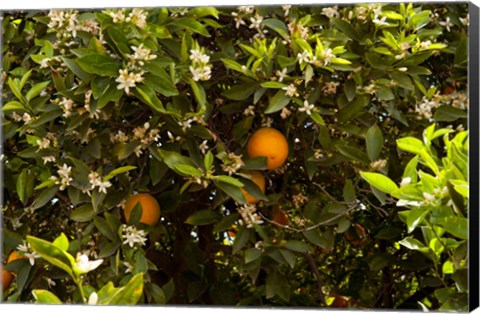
(1, 266, 13, 292)
(272, 207, 289, 226)
(240, 170, 266, 204)
(246, 127, 289, 170)
(7, 251, 25, 263)
(124, 193, 161, 226)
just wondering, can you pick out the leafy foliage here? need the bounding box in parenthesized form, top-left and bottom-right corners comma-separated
(1, 3, 470, 310)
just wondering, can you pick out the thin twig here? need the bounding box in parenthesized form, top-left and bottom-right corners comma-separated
(305, 253, 327, 305)
(258, 212, 345, 232)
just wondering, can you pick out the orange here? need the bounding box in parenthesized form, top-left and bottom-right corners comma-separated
(246, 128, 289, 170)
(443, 85, 454, 95)
(124, 193, 161, 226)
(1, 266, 13, 292)
(344, 224, 367, 247)
(240, 171, 266, 204)
(7, 251, 25, 263)
(272, 207, 289, 227)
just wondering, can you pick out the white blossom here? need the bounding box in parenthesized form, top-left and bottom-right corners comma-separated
(88, 292, 98, 305)
(231, 12, 246, 29)
(282, 5, 291, 16)
(439, 17, 454, 32)
(199, 140, 209, 154)
(373, 16, 389, 26)
(190, 65, 211, 81)
(282, 84, 299, 97)
(122, 225, 148, 248)
(17, 242, 40, 266)
(42, 156, 56, 164)
(280, 107, 292, 119)
(298, 100, 315, 115)
(115, 69, 143, 94)
(123, 261, 133, 274)
(243, 105, 255, 116)
(128, 8, 148, 29)
(400, 177, 412, 187)
(237, 204, 263, 228)
(321, 7, 338, 19)
(276, 68, 288, 82)
(36, 138, 51, 150)
(75, 253, 103, 273)
(249, 14, 263, 29)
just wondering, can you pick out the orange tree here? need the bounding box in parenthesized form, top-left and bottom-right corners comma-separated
(1, 3, 470, 310)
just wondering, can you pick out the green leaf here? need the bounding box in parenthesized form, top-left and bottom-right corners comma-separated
(366, 125, 384, 161)
(99, 273, 144, 305)
(266, 271, 290, 302)
(285, 240, 310, 253)
(2, 100, 25, 111)
(360, 171, 399, 194)
(337, 95, 370, 122)
(31, 186, 59, 211)
(336, 144, 370, 164)
(77, 54, 120, 77)
(343, 179, 356, 202)
(188, 7, 219, 19)
(16, 168, 28, 203)
(214, 180, 247, 204)
(26, 81, 50, 102)
(71, 204, 96, 222)
(406, 207, 431, 233)
(188, 78, 207, 113)
(61, 57, 91, 81)
(265, 90, 290, 114)
(263, 18, 289, 37)
(133, 84, 165, 113)
(170, 18, 210, 37)
(222, 82, 258, 100)
(232, 227, 252, 254)
(185, 210, 221, 225)
(155, 148, 195, 172)
(433, 105, 467, 122)
(106, 26, 130, 55)
(203, 151, 214, 170)
(104, 166, 137, 181)
(7, 77, 25, 103)
(431, 216, 468, 240)
(32, 290, 63, 304)
(53, 233, 70, 251)
(344, 79, 356, 102)
(244, 247, 262, 264)
(214, 175, 244, 187)
(310, 112, 325, 126)
(332, 18, 361, 41)
(389, 71, 414, 90)
(261, 81, 288, 89)
(397, 137, 424, 154)
(143, 73, 178, 97)
(27, 235, 75, 280)
(94, 217, 116, 241)
(213, 213, 239, 233)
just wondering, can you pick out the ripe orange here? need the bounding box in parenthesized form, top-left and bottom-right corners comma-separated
(344, 224, 367, 247)
(7, 251, 25, 263)
(1, 266, 13, 292)
(246, 128, 289, 170)
(443, 85, 454, 95)
(272, 206, 289, 227)
(240, 171, 266, 204)
(124, 193, 161, 226)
